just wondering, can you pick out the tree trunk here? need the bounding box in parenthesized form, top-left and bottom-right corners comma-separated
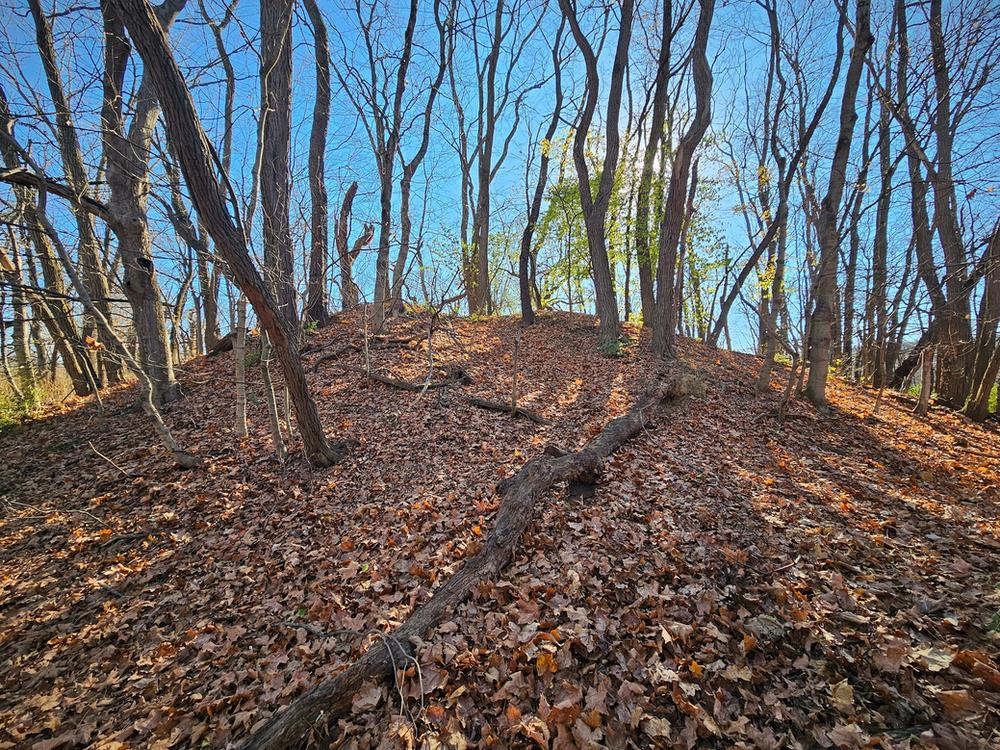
(234, 296, 248, 438)
(804, 0, 872, 409)
(100, 0, 183, 404)
(162, 159, 221, 349)
(336, 182, 359, 309)
(260, 0, 297, 327)
(110, 0, 343, 466)
(28, 0, 124, 386)
(559, 0, 635, 348)
(651, 0, 714, 357)
(0, 232, 36, 401)
(963, 226, 1000, 420)
(634, 0, 674, 326)
(927, 0, 974, 407)
(869, 91, 894, 387)
(303, 0, 331, 327)
(0, 87, 94, 396)
(371, 0, 419, 325)
(391, 0, 452, 315)
(335, 183, 372, 311)
(519, 19, 565, 326)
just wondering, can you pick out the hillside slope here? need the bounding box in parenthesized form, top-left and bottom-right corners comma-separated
(1, 311, 998, 749)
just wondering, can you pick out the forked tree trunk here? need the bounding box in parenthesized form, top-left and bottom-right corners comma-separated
(963, 226, 1000, 420)
(391, 0, 452, 314)
(559, 0, 635, 348)
(651, 0, 715, 357)
(100, 0, 184, 405)
(335, 182, 374, 311)
(634, 0, 674, 326)
(371, 0, 419, 325)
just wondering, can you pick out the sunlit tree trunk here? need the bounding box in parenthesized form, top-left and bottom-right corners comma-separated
(805, 0, 872, 409)
(303, 0, 331, 327)
(559, 0, 635, 348)
(651, 0, 714, 357)
(100, 0, 184, 404)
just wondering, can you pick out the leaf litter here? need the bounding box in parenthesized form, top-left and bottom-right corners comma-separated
(0, 310, 997, 749)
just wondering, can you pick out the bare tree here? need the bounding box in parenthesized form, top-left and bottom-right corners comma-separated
(333, 182, 372, 311)
(650, 0, 714, 357)
(633, 0, 687, 326)
(804, 0, 872, 409)
(559, 0, 635, 348)
(0, 89, 96, 397)
(519, 18, 567, 326)
(389, 0, 455, 313)
(109, 0, 345, 466)
(100, 0, 186, 404)
(302, 0, 331, 327)
(27, 0, 125, 386)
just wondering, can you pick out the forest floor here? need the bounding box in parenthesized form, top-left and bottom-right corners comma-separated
(1, 310, 998, 750)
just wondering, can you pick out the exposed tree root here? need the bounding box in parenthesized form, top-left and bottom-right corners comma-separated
(466, 395, 552, 424)
(334, 363, 472, 391)
(309, 335, 425, 372)
(310, 344, 362, 371)
(332, 361, 549, 423)
(239, 366, 702, 750)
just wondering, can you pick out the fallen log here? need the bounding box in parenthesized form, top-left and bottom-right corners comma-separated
(239, 366, 702, 749)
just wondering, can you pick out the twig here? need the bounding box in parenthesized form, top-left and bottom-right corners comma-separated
(3, 498, 106, 526)
(88, 441, 133, 478)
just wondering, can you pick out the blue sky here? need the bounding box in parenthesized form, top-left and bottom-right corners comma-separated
(1, 0, 997, 354)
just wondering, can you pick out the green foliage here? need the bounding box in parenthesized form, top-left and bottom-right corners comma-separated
(599, 338, 627, 359)
(245, 341, 262, 368)
(0, 389, 26, 431)
(0, 382, 51, 431)
(990, 383, 998, 414)
(990, 583, 1000, 632)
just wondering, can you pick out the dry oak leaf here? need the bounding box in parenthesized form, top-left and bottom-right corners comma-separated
(829, 680, 854, 713)
(936, 689, 977, 719)
(352, 682, 382, 713)
(912, 645, 955, 672)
